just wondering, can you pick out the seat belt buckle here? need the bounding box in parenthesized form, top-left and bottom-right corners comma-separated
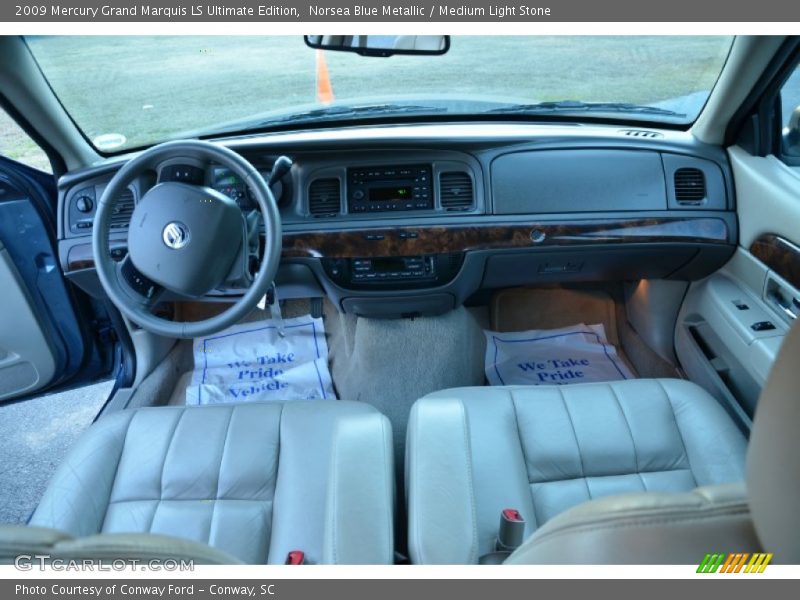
(285, 550, 305, 565)
(496, 508, 526, 552)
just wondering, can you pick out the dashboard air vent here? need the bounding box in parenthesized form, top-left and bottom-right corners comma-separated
(439, 172, 474, 210)
(621, 129, 663, 139)
(674, 168, 706, 204)
(109, 188, 135, 229)
(309, 178, 341, 216)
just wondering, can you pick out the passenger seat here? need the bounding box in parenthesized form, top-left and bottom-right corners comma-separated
(406, 320, 800, 564)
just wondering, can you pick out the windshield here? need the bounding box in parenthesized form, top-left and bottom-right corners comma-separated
(26, 35, 733, 153)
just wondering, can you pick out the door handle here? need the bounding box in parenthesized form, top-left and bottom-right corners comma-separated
(768, 291, 798, 321)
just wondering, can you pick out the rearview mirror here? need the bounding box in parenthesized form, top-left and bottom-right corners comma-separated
(304, 35, 449, 57)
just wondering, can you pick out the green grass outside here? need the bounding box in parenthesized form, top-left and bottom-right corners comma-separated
(3, 35, 734, 164)
(0, 109, 52, 172)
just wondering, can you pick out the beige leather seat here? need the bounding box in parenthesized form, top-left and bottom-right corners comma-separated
(406, 321, 800, 564)
(27, 401, 394, 564)
(0, 524, 241, 565)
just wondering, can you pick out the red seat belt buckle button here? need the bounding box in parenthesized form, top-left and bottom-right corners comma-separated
(286, 550, 305, 565)
(502, 508, 523, 522)
(497, 508, 526, 552)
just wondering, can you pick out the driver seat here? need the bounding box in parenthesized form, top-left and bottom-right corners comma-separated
(28, 401, 394, 564)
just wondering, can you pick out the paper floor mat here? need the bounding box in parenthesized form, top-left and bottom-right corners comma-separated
(185, 315, 336, 405)
(485, 323, 634, 386)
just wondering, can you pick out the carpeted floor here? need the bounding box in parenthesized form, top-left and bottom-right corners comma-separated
(491, 286, 679, 380)
(325, 302, 489, 467)
(0, 379, 114, 524)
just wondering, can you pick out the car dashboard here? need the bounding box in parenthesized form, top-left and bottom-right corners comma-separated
(57, 122, 737, 319)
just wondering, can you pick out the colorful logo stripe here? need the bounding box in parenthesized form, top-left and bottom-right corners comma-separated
(697, 553, 773, 573)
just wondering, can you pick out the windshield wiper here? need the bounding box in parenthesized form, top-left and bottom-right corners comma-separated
(487, 100, 686, 118)
(248, 103, 448, 128)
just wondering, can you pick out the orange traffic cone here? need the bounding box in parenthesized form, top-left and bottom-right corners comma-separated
(316, 49, 335, 105)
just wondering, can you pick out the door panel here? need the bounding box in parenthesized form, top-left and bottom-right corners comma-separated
(0, 241, 57, 399)
(0, 159, 89, 401)
(675, 145, 800, 431)
(676, 250, 791, 429)
(729, 146, 800, 331)
(730, 146, 800, 249)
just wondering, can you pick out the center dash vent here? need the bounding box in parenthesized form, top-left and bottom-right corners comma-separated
(109, 188, 135, 229)
(439, 172, 474, 210)
(674, 168, 706, 204)
(620, 129, 663, 139)
(308, 178, 341, 216)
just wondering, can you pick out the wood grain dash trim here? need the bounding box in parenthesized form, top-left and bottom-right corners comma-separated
(281, 217, 729, 259)
(66, 217, 731, 271)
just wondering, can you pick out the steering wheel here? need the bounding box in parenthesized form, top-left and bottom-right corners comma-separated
(93, 140, 282, 339)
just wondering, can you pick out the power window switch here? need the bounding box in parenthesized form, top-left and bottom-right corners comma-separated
(751, 321, 776, 332)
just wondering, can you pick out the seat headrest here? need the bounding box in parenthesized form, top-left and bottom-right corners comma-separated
(746, 318, 800, 563)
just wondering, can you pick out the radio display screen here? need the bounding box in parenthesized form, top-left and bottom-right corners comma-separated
(369, 186, 413, 202)
(371, 258, 407, 273)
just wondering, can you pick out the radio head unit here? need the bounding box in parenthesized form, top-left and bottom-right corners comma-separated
(348, 164, 433, 213)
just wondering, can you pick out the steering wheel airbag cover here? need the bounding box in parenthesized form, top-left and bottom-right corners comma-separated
(128, 182, 243, 296)
(92, 139, 282, 339)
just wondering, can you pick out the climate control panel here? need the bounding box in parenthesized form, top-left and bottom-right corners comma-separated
(322, 253, 464, 290)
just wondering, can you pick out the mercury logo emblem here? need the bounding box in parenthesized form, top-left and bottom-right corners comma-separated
(162, 222, 189, 249)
